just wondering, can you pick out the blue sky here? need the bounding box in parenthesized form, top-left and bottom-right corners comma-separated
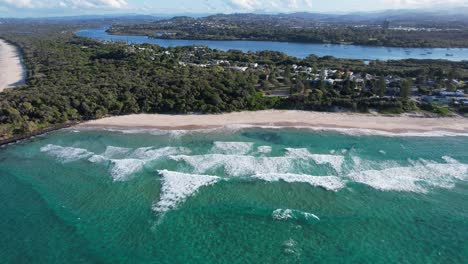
(1, 0, 467, 17)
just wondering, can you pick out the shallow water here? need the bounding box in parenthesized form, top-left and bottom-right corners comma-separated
(0, 127, 467, 263)
(76, 27, 468, 61)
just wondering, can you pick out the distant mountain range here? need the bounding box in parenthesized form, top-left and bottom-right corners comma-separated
(2, 8, 468, 28)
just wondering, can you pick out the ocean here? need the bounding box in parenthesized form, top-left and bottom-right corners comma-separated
(0, 127, 467, 263)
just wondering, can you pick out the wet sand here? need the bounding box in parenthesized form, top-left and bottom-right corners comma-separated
(79, 110, 468, 134)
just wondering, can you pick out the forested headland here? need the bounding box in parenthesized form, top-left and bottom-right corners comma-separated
(0, 22, 467, 141)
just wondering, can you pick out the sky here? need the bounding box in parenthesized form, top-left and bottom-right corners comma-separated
(1, 0, 468, 17)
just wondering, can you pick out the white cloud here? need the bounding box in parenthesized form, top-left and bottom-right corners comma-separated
(2, 0, 34, 8)
(383, 0, 468, 8)
(225, 0, 313, 12)
(0, 0, 127, 9)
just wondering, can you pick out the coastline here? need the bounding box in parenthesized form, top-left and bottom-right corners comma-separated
(0, 38, 25, 92)
(78, 110, 468, 135)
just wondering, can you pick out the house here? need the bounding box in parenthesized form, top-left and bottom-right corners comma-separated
(229, 66, 248, 71)
(435, 89, 464, 97)
(422, 95, 450, 105)
(460, 98, 468, 106)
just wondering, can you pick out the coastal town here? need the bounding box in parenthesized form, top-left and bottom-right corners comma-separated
(129, 44, 468, 114)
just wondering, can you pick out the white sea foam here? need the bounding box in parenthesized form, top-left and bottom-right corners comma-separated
(442, 156, 459, 164)
(88, 146, 191, 181)
(254, 173, 345, 191)
(285, 148, 345, 173)
(102, 146, 131, 158)
(109, 159, 146, 182)
(99, 127, 225, 138)
(303, 212, 320, 221)
(272, 209, 294, 221)
(282, 238, 300, 256)
(257, 146, 272, 154)
(40, 144, 94, 163)
(170, 154, 295, 176)
(88, 154, 106, 164)
(348, 159, 468, 193)
(220, 124, 468, 138)
(211, 141, 254, 155)
(273, 209, 320, 222)
(153, 170, 220, 213)
(131, 146, 191, 160)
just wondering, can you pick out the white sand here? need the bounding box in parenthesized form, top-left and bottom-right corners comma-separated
(0, 39, 25, 92)
(80, 110, 468, 134)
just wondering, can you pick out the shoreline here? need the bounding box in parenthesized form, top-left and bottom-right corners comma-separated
(2, 111, 467, 147)
(78, 110, 468, 135)
(0, 38, 25, 92)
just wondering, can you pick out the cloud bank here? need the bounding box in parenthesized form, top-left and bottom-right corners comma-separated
(224, 0, 313, 12)
(384, 0, 468, 8)
(0, 0, 128, 9)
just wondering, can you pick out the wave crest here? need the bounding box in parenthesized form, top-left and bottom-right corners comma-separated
(153, 170, 220, 213)
(40, 144, 94, 163)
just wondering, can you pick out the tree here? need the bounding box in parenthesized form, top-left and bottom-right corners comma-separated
(401, 78, 412, 99)
(375, 76, 386, 97)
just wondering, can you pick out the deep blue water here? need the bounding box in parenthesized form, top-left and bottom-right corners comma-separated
(76, 27, 468, 61)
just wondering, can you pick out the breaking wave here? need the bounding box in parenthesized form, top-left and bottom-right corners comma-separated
(170, 148, 345, 176)
(153, 170, 220, 213)
(211, 141, 254, 155)
(285, 148, 345, 173)
(272, 209, 320, 222)
(101, 146, 131, 159)
(40, 144, 94, 163)
(170, 154, 296, 176)
(41, 141, 467, 196)
(254, 173, 345, 191)
(257, 146, 272, 154)
(348, 158, 468, 193)
(89, 146, 191, 181)
(108, 159, 146, 182)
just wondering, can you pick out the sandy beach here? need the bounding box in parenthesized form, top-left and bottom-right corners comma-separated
(80, 110, 468, 134)
(0, 39, 25, 92)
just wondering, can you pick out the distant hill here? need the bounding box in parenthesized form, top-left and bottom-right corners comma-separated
(105, 10, 468, 48)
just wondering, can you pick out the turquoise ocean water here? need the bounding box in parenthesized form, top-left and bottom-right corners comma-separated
(0, 127, 467, 263)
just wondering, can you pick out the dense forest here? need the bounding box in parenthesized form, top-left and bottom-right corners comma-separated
(0, 22, 467, 141)
(108, 14, 468, 48)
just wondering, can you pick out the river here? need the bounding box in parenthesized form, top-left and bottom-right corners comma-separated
(76, 27, 468, 61)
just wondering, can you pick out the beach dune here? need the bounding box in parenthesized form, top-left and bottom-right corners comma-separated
(0, 39, 25, 92)
(81, 110, 468, 134)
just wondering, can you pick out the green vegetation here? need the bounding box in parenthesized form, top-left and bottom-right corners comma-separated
(0, 22, 467, 141)
(108, 14, 468, 48)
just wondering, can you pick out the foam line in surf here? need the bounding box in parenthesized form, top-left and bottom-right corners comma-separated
(153, 170, 220, 213)
(272, 209, 320, 222)
(348, 158, 468, 193)
(254, 173, 345, 191)
(170, 154, 296, 176)
(211, 141, 254, 155)
(40, 144, 94, 163)
(89, 146, 191, 181)
(285, 148, 345, 173)
(257, 146, 272, 154)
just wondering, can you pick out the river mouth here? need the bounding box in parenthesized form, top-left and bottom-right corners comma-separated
(76, 27, 468, 61)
